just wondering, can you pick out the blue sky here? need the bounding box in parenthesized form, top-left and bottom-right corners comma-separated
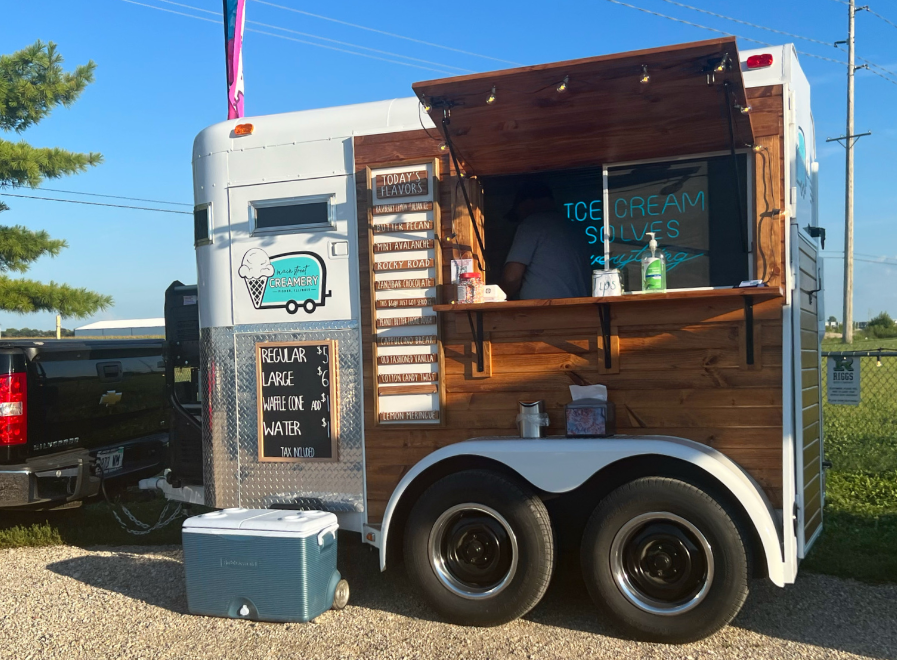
(2, 0, 895, 330)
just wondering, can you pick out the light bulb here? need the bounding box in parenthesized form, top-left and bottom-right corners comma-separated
(877, 357, 882, 367)
(439, 143, 448, 151)
(557, 76, 569, 93)
(639, 65, 650, 84)
(486, 86, 497, 104)
(421, 99, 432, 112)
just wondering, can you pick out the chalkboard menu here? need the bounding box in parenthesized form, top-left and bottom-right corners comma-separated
(255, 340, 339, 462)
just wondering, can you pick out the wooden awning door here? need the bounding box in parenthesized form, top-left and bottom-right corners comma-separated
(413, 38, 754, 177)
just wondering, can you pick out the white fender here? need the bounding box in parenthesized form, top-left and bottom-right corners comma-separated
(378, 435, 786, 586)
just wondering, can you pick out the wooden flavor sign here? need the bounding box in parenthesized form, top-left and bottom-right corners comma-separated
(377, 353, 438, 365)
(375, 297, 436, 309)
(378, 372, 439, 384)
(372, 221, 434, 233)
(372, 201, 433, 216)
(379, 410, 440, 422)
(255, 340, 338, 462)
(373, 239, 435, 253)
(374, 278, 435, 291)
(373, 259, 434, 272)
(375, 335, 437, 346)
(375, 170, 429, 199)
(376, 315, 437, 328)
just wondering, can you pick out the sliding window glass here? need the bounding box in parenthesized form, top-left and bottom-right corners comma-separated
(605, 154, 749, 291)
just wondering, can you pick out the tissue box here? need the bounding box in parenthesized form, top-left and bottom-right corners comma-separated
(182, 508, 342, 623)
(565, 398, 616, 437)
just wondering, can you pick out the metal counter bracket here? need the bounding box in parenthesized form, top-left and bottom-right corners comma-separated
(597, 303, 612, 370)
(466, 311, 485, 373)
(744, 296, 754, 366)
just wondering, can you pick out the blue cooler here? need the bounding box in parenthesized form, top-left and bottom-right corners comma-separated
(182, 508, 348, 622)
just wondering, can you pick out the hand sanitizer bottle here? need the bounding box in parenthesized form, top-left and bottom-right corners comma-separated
(641, 232, 667, 292)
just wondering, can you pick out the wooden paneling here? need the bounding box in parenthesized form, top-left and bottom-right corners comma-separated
(356, 126, 788, 523)
(747, 84, 785, 290)
(414, 38, 753, 176)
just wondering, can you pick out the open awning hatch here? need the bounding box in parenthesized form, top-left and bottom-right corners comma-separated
(413, 38, 754, 177)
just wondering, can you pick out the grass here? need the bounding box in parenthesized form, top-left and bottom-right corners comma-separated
(822, 336, 897, 352)
(801, 352, 897, 583)
(0, 496, 205, 550)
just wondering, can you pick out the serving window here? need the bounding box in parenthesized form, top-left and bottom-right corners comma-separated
(479, 152, 750, 296)
(606, 153, 750, 291)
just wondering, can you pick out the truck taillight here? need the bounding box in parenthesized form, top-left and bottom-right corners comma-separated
(0, 372, 27, 446)
(746, 54, 774, 69)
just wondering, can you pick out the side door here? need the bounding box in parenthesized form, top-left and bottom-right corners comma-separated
(792, 228, 824, 556)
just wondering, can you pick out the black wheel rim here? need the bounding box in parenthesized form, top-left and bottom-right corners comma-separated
(610, 512, 714, 615)
(428, 504, 518, 599)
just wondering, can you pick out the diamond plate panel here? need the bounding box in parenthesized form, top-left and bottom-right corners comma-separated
(202, 322, 364, 510)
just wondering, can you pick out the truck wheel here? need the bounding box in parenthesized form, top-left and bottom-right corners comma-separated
(285, 300, 299, 314)
(404, 470, 554, 627)
(580, 477, 749, 643)
(303, 299, 317, 314)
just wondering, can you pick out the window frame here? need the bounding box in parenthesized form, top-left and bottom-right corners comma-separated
(249, 193, 335, 236)
(194, 202, 213, 247)
(600, 148, 755, 288)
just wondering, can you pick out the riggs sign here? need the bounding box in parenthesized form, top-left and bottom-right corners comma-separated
(827, 356, 860, 405)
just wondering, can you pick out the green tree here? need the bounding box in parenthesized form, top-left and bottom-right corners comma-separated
(864, 312, 897, 339)
(0, 40, 111, 317)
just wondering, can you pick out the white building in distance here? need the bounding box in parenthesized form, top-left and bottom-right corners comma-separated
(74, 318, 165, 337)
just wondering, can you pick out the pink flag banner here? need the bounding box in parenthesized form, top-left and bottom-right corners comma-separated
(223, 0, 246, 119)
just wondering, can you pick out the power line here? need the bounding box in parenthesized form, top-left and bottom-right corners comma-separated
(117, 0, 459, 74)
(30, 187, 191, 207)
(603, 0, 848, 66)
(154, 0, 474, 73)
(252, 0, 524, 67)
(867, 7, 897, 31)
(0, 193, 192, 215)
(658, 0, 833, 46)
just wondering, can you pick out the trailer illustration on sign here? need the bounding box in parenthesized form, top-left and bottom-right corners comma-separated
(239, 248, 331, 314)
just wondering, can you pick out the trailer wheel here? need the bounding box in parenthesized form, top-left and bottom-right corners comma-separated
(303, 299, 317, 314)
(285, 300, 299, 314)
(404, 470, 554, 627)
(580, 477, 748, 643)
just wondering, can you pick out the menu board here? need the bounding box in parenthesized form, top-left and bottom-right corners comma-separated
(369, 162, 442, 425)
(255, 340, 338, 462)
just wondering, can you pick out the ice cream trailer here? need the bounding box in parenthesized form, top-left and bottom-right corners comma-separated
(161, 38, 826, 642)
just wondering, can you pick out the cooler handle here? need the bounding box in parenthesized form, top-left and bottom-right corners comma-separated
(317, 523, 339, 547)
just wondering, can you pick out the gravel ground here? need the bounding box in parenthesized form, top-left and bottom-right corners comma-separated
(1, 537, 895, 660)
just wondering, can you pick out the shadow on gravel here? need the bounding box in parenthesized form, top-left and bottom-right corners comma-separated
(45, 535, 897, 659)
(47, 548, 188, 614)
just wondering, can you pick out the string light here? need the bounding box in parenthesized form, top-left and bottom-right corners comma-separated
(639, 65, 650, 84)
(736, 104, 752, 114)
(439, 143, 448, 151)
(714, 53, 730, 73)
(557, 75, 569, 92)
(486, 86, 497, 104)
(420, 96, 432, 112)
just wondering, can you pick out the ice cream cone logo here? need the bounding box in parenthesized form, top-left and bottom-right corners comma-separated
(239, 248, 275, 309)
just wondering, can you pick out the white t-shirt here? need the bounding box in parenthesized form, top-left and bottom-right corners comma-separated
(505, 210, 591, 300)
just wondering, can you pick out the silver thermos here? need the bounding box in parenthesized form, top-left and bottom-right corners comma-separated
(517, 400, 548, 438)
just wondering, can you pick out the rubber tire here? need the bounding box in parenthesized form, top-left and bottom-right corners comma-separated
(580, 477, 749, 644)
(404, 470, 554, 627)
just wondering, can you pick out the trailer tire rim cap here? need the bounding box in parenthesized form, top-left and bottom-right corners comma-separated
(610, 512, 714, 615)
(428, 503, 518, 600)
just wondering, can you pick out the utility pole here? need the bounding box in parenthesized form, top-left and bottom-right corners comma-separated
(828, 0, 870, 344)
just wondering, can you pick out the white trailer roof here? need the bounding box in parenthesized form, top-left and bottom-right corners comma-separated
(75, 318, 165, 331)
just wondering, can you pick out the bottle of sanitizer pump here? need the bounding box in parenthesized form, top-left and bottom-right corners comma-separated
(641, 232, 667, 292)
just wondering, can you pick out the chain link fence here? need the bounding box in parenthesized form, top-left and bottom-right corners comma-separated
(822, 350, 897, 476)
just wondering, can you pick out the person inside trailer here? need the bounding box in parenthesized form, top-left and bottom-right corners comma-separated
(500, 182, 591, 300)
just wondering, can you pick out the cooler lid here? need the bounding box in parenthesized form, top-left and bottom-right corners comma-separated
(183, 508, 338, 535)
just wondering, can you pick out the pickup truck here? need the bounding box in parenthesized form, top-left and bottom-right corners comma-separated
(0, 339, 168, 509)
